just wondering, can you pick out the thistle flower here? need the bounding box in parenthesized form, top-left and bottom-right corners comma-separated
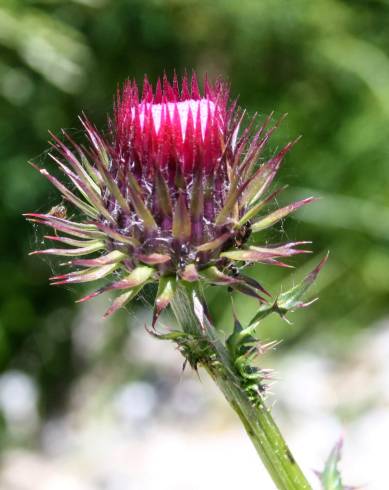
(25, 73, 314, 320)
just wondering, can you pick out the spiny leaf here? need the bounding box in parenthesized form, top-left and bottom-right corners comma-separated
(146, 327, 190, 342)
(248, 253, 328, 325)
(319, 440, 346, 490)
(226, 308, 275, 401)
(277, 253, 329, 311)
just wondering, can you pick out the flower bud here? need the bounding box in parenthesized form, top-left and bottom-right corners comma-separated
(25, 73, 314, 320)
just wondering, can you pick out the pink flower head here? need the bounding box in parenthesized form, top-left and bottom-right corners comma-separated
(114, 74, 226, 176)
(25, 73, 315, 320)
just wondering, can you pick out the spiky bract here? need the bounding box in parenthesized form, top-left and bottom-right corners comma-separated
(25, 73, 314, 320)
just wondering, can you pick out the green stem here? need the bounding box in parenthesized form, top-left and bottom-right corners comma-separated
(170, 283, 312, 490)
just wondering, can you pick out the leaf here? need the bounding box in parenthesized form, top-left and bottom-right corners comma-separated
(319, 440, 345, 490)
(277, 253, 329, 311)
(146, 328, 190, 342)
(248, 253, 328, 325)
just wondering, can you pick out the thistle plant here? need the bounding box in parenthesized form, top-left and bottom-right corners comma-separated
(25, 73, 332, 490)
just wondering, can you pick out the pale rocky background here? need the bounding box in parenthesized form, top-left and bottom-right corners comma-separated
(0, 303, 388, 490)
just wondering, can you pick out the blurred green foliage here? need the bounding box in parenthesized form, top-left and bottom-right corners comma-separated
(1, 0, 389, 430)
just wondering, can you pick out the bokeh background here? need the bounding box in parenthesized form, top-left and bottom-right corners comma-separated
(1, 0, 389, 488)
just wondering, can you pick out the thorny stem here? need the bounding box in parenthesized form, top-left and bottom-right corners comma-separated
(170, 282, 313, 490)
